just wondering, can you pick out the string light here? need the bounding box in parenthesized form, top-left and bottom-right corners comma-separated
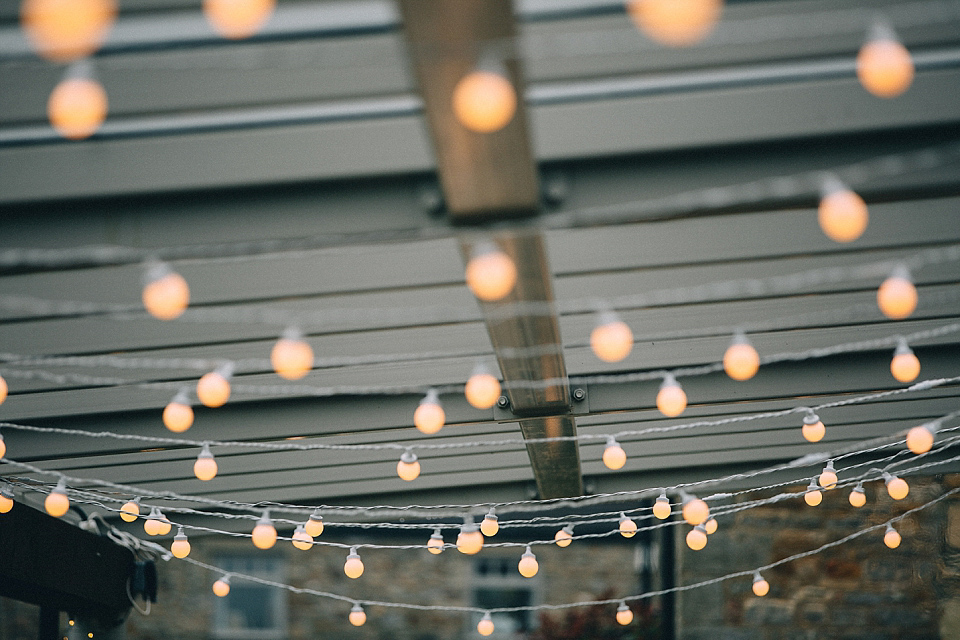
(396, 450, 421, 482)
(883, 523, 902, 548)
(857, 22, 914, 98)
(751, 572, 770, 596)
(653, 493, 671, 520)
(554, 525, 574, 547)
(47, 64, 108, 141)
(413, 389, 445, 435)
(802, 410, 826, 443)
(723, 331, 760, 381)
(197, 365, 232, 408)
(656, 374, 687, 417)
(877, 266, 917, 320)
(212, 575, 230, 597)
(427, 529, 444, 554)
(681, 495, 709, 526)
(141, 262, 190, 321)
(590, 312, 634, 363)
(162, 391, 194, 433)
(616, 602, 634, 625)
(44, 478, 69, 517)
(457, 518, 484, 555)
(270, 329, 314, 380)
(849, 483, 867, 508)
(465, 243, 517, 302)
(906, 423, 936, 455)
(291, 524, 313, 551)
(602, 436, 627, 470)
(344, 547, 364, 578)
(625, 0, 723, 47)
(884, 473, 909, 500)
(818, 461, 838, 490)
(618, 512, 637, 538)
(481, 509, 500, 537)
(348, 603, 367, 627)
(464, 365, 502, 410)
(452, 69, 517, 134)
(518, 546, 539, 578)
(119, 497, 140, 523)
(144, 507, 171, 536)
(203, 0, 275, 39)
(804, 480, 823, 507)
(0, 486, 14, 514)
(193, 444, 218, 482)
(21, 0, 117, 62)
(0, 432, 5, 459)
(477, 612, 495, 637)
(890, 339, 921, 383)
(704, 517, 718, 535)
(0, 374, 7, 405)
(304, 509, 324, 537)
(252, 511, 278, 550)
(818, 176, 869, 243)
(686, 524, 708, 551)
(171, 527, 191, 559)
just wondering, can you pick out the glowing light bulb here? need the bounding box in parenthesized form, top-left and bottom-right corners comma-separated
(752, 572, 769, 597)
(144, 507, 169, 536)
(465, 243, 517, 302)
(818, 461, 838, 490)
(686, 524, 708, 551)
(291, 524, 313, 551)
(518, 546, 539, 578)
(252, 512, 277, 550)
(877, 267, 917, 320)
(47, 73, 108, 141)
(197, 366, 232, 408)
(414, 389, 445, 434)
(723, 331, 760, 381)
(452, 70, 517, 134)
(857, 27, 914, 98)
(397, 450, 421, 482)
(849, 483, 867, 508)
(465, 366, 502, 409)
(427, 529, 445, 554)
(884, 474, 909, 500)
(616, 602, 634, 626)
(171, 527, 191, 558)
(45, 479, 70, 518)
(653, 493, 672, 520)
(906, 424, 935, 455)
(704, 517, 718, 535)
(0, 375, 7, 404)
(818, 179, 868, 243)
(477, 613, 495, 637)
(681, 496, 709, 526)
(142, 263, 189, 320)
(590, 312, 634, 363)
(193, 444, 218, 482)
(555, 525, 573, 547)
(480, 509, 499, 537)
(619, 512, 637, 538)
(119, 498, 140, 523)
(162, 392, 194, 433)
(212, 576, 230, 597)
(656, 374, 687, 417)
(344, 547, 364, 578)
(0, 433, 5, 459)
(890, 340, 920, 383)
(304, 510, 324, 537)
(204, 0, 275, 39)
(271, 330, 313, 380)
(21, 0, 117, 62)
(883, 523, 902, 549)
(602, 436, 627, 470)
(0, 487, 15, 514)
(349, 603, 367, 627)
(804, 480, 823, 507)
(457, 519, 484, 555)
(802, 411, 825, 443)
(626, 0, 723, 47)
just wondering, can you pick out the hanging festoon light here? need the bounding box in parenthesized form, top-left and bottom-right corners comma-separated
(344, 547, 364, 578)
(889, 338, 921, 383)
(465, 242, 517, 302)
(414, 389, 445, 435)
(804, 480, 823, 507)
(849, 482, 867, 508)
(291, 524, 313, 551)
(252, 511, 278, 550)
(752, 572, 770, 597)
(452, 56, 517, 134)
(464, 364, 502, 410)
(212, 575, 231, 597)
(723, 331, 760, 381)
(653, 492, 672, 520)
(0, 485, 15, 514)
(427, 529, 445, 554)
(21, 0, 117, 62)
(396, 450, 421, 482)
(818, 460, 838, 490)
(883, 523, 902, 548)
(477, 612, 495, 637)
(554, 524, 574, 547)
(142, 261, 190, 320)
(626, 0, 724, 47)
(619, 512, 638, 538)
(45, 478, 70, 518)
(119, 497, 140, 522)
(197, 364, 233, 408)
(616, 602, 634, 626)
(857, 20, 914, 98)
(162, 390, 194, 433)
(457, 517, 484, 555)
(602, 436, 627, 470)
(0, 374, 8, 405)
(270, 328, 314, 380)
(193, 443, 218, 482)
(517, 546, 539, 578)
(906, 422, 937, 455)
(801, 410, 826, 443)
(0, 431, 6, 459)
(817, 176, 869, 243)
(656, 373, 688, 417)
(348, 604, 367, 627)
(47, 60, 108, 140)
(681, 494, 709, 526)
(304, 509, 324, 538)
(704, 517, 718, 535)
(144, 507, 171, 536)
(480, 509, 499, 537)
(884, 473, 909, 500)
(590, 311, 634, 363)
(686, 523, 708, 550)
(877, 265, 917, 320)
(170, 527, 191, 559)
(203, 0, 275, 39)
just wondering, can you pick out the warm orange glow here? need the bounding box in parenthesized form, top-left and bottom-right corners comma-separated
(849, 486, 866, 508)
(884, 526, 902, 549)
(752, 576, 770, 597)
(0, 435, 6, 459)
(818, 464, 838, 490)
(802, 414, 825, 443)
(204, 0, 275, 39)
(616, 604, 634, 626)
(626, 0, 723, 47)
(723, 337, 760, 381)
(704, 517, 718, 535)
(119, 499, 140, 523)
(349, 605, 367, 627)
(906, 425, 935, 455)
(252, 517, 278, 550)
(271, 337, 314, 380)
(477, 614, 495, 637)
(653, 496, 671, 520)
(0, 491, 13, 514)
(292, 525, 313, 551)
(47, 77, 108, 140)
(21, 0, 116, 61)
(481, 512, 499, 537)
(465, 246, 517, 301)
(602, 438, 627, 470)
(465, 371, 502, 409)
(518, 547, 539, 578)
(886, 476, 909, 500)
(344, 550, 364, 578)
(305, 513, 324, 537)
(619, 513, 637, 538)
(428, 530, 444, 554)
(212, 578, 230, 597)
(890, 344, 920, 383)
(197, 371, 231, 408)
(193, 445, 218, 481)
(554, 526, 573, 547)
(877, 275, 917, 320)
(452, 71, 517, 133)
(397, 451, 421, 482)
(171, 530, 191, 558)
(804, 484, 823, 507)
(144, 508, 167, 536)
(457, 526, 484, 555)
(163, 401, 194, 433)
(591, 318, 634, 363)
(682, 497, 709, 526)
(686, 525, 708, 551)
(857, 39, 914, 98)
(818, 188, 869, 243)
(0, 375, 8, 404)
(414, 392, 445, 434)
(657, 377, 687, 417)
(142, 271, 189, 320)
(45, 485, 70, 518)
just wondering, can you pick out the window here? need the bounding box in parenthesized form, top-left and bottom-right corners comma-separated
(212, 555, 287, 640)
(471, 555, 539, 638)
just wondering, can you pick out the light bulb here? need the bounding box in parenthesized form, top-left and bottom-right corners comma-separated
(656, 374, 687, 417)
(890, 340, 920, 383)
(291, 524, 313, 551)
(0, 374, 8, 404)
(142, 265, 189, 320)
(156, 512, 172, 535)
(194, 444, 218, 481)
(616, 602, 634, 626)
(723, 332, 760, 381)
(48, 75, 108, 140)
(144, 507, 170, 536)
(877, 268, 917, 320)
(602, 436, 627, 470)
(818, 461, 838, 490)
(804, 480, 823, 507)
(857, 35, 914, 98)
(204, 0, 275, 39)
(0, 433, 5, 459)
(452, 71, 517, 134)
(653, 494, 671, 520)
(414, 389, 445, 435)
(119, 498, 140, 523)
(554, 525, 573, 547)
(171, 528, 191, 558)
(802, 411, 825, 443)
(480, 510, 499, 537)
(704, 517, 718, 535)
(21, 0, 117, 62)
(252, 512, 277, 549)
(45, 479, 70, 518)
(682, 496, 709, 526)
(849, 484, 867, 508)
(344, 547, 364, 578)
(197, 367, 232, 408)
(906, 424, 935, 455)
(619, 512, 637, 538)
(885, 474, 909, 500)
(590, 313, 634, 363)
(626, 0, 723, 47)
(427, 529, 445, 554)
(883, 523, 902, 549)
(271, 332, 313, 380)
(752, 572, 769, 597)
(349, 604, 367, 627)
(477, 613, 495, 637)
(162, 394, 194, 433)
(465, 367, 502, 409)
(465, 244, 517, 301)
(397, 450, 421, 482)
(457, 520, 484, 555)
(212, 576, 230, 597)
(304, 510, 324, 537)
(0, 487, 15, 514)
(818, 181, 868, 243)
(686, 524, 708, 551)
(518, 546, 539, 578)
